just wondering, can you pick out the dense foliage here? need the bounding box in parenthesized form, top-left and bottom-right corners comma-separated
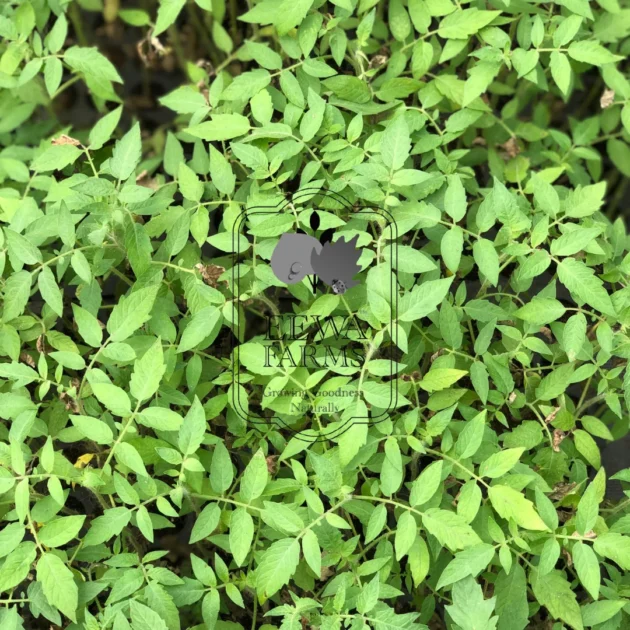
(1, 0, 630, 628)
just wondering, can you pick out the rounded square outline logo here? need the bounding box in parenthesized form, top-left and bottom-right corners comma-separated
(230, 188, 399, 441)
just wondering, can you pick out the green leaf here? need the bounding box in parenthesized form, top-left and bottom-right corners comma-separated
(422, 509, 482, 551)
(129, 601, 168, 630)
(538, 537, 560, 575)
(263, 502, 304, 534)
(437, 544, 495, 589)
(567, 40, 623, 66)
(470, 361, 490, 404)
(178, 162, 204, 202)
(37, 552, 78, 621)
(530, 174, 560, 216)
(107, 285, 159, 342)
(255, 537, 300, 597)
(177, 306, 221, 353)
(395, 510, 417, 560)
(323, 75, 371, 103)
(399, 277, 454, 322)
(230, 507, 254, 566)
(110, 122, 141, 181)
(381, 116, 410, 171)
(446, 576, 499, 630)
(479, 448, 524, 478)
(240, 449, 269, 503)
(301, 529, 321, 577)
(444, 175, 466, 222)
(64, 46, 123, 83)
(515, 298, 566, 325)
(551, 227, 602, 257)
(186, 114, 251, 141)
(70, 414, 113, 444)
(96, 337, 129, 363)
(2, 270, 32, 322)
(608, 139, 630, 177)
(212, 21, 233, 54)
(44, 57, 63, 96)
(0, 524, 25, 560)
(389, 0, 411, 41)
(531, 570, 584, 630)
(208, 145, 236, 196)
(440, 300, 463, 349)
(244, 40, 282, 70)
(441, 226, 464, 273)
(91, 382, 131, 417)
(581, 601, 627, 627)
(357, 574, 380, 614)
(116, 442, 148, 477)
(300, 88, 326, 142)
(512, 48, 539, 78)
(572, 542, 600, 600)
(240, 0, 314, 35)
(0, 542, 37, 592)
(89, 106, 123, 150)
(46, 14, 68, 54)
(38, 515, 85, 548)
(381, 436, 403, 496)
(125, 221, 152, 277)
(564, 182, 606, 219)
(130, 337, 165, 402)
(0, 362, 37, 386)
(550, 51, 572, 96)
(562, 312, 586, 361)
(136, 505, 154, 542)
(5, 230, 41, 267)
(231, 142, 268, 171)
(361, 380, 408, 408)
(190, 502, 221, 543)
(159, 86, 207, 114)
(410, 460, 443, 507)
(202, 589, 220, 629)
(419, 368, 468, 393)
(438, 9, 500, 38)
(365, 505, 387, 544)
(574, 429, 601, 468)
(153, 0, 186, 36)
(70, 250, 92, 284)
(455, 410, 486, 459)
(594, 533, 630, 570)
(553, 15, 582, 47)
(81, 507, 131, 546)
(222, 69, 271, 101)
(535, 363, 575, 401)
(31, 144, 82, 173)
(495, 564, 529, 630)
(178, 396, 207, 455)
(473, 238, 499, 287)
(138, 407, 183, 431)
(211, 441, 233, 493)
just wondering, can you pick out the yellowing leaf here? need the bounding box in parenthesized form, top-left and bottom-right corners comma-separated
(489, 485, 548, 531)
(74, 453, 95, 469)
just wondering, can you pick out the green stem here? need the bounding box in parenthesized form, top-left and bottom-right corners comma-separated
(100, 401, 143, 475)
